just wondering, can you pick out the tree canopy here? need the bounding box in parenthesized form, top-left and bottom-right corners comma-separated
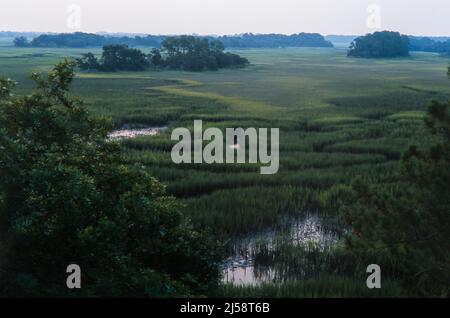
(409, 37, 450, 56)
(15, 32, 333, 49)
(77, 37, 249, 72)
(217, 33, 333, 48)
(13, 36, 29, 47)
(342, 85, 450, 296)
(0, 60, 220, 297)
(23, 32, 164, 48)
(155, 36, 249, 71)
(77, 45, 150, 72)
(348, 31, 410, 58)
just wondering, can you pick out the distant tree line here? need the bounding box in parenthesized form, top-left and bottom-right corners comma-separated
(347, 31, 450, 58)
(13, 32, 165, 48)
(10, 32, 450, 56)
(217, 33, 333, 48)
(77, 37, 249, 72)
(14, 32, 333, 49)
(409, 36, 450, 56)
(0, 31, 44, 38)
(348, 31, 410, 58)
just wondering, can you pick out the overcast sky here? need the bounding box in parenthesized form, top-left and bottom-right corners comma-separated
(1, 0, 449, 36)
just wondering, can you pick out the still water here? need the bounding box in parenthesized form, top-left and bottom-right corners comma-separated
(221, 214, 339, 286)
(106, 129, 337, 286)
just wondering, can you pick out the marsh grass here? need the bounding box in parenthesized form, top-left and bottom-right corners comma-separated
(1, 47, 448, 297)
(218, 276, 403, 298)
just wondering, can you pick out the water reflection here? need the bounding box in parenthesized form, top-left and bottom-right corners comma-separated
(222, 214, 339, 286)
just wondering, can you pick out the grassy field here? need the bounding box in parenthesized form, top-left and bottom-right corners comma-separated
(1, 46, 449, 296)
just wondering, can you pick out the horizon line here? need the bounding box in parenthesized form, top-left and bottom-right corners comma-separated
(2, 30, 450, 38)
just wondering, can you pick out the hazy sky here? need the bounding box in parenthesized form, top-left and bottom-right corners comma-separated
(1, 0, 449, 36)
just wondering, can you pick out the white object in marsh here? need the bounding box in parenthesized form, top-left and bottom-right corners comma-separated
(108, 126, 167, 140)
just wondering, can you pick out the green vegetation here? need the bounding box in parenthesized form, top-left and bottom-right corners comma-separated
(16, 32, 332, 49)
(15, 32, 450, 55)
(342, 101, 450, 297)
(0, 61, 220, 297)
(78, 45, 150, 71)
(219, 277, 403, 298)
(13, 36, 29, 47)
(152, 36, 249, 71)
(409, 36, 450, 56)
(20, 32, 165, 48)
(77, 37, 249, 72)
(348, 31, 410, 58)
(218, 33, 333, 48)
(0, 46, 449, 297)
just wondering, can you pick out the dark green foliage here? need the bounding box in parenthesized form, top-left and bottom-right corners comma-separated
(76, 52, 100, 70)
(77, 37, 249, 72)
(148, 48, 163, 67)
(220, 276, 402, 298)
(218, 33, 333, 48)
(29, 32, 106, 48)
(156, 36, 249, 71)
(348, 31, 410, 58)
(13, 36, 29, 47)
(0, 60, 220, 297)
(23, 32, 165, 48)
(17, 32, 333, 49)
(342, 101, 450, 297)
(77, 45, 150, 72)
(409, 37, 450, 56)
(100, 45, 150, 71)
(2, 47, 448, 297)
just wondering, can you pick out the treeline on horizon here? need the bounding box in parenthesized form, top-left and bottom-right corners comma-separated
(409, 36, 450, 55)
(77, 36, 249, 72)
(12, 32, 333, 49)
(348, 31, 410, 58)
(11, 31, 450, 56)
(348, 31, 450, 58)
